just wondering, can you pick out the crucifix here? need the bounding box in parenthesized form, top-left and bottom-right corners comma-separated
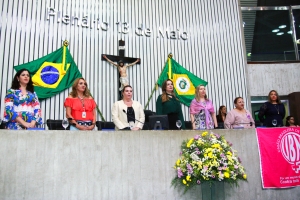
(102, 40, 141, 99)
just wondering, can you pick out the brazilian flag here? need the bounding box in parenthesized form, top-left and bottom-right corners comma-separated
(14, 43, 82, 100)
(157, 55, 207, 106)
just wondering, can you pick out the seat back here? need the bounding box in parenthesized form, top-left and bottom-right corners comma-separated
(144, 110, 155, 122)
(47, 119, 70, 130)
(184, 121, 192, 130)
(96, 121, 115, 130)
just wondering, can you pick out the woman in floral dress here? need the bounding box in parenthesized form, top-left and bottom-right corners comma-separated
(3, 69, 42, 129)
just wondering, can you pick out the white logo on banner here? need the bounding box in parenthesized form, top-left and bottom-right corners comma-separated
(175, 77, 190, 93)
(277, 128, 300, 173)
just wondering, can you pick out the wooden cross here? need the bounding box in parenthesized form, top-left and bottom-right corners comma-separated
(102, 40, 141, 99)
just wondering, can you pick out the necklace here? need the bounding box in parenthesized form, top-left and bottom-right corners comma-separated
(274, 104, 279, 114)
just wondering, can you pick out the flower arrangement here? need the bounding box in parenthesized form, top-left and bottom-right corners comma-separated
(172, 131, 247, 193)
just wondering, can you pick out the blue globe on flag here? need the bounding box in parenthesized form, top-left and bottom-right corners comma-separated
(40, 66, 60, 85)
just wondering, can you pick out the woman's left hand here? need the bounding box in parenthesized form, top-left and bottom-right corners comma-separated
(29, 121, 36, 128)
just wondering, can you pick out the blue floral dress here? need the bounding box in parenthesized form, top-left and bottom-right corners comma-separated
(3, 89, 43, 129)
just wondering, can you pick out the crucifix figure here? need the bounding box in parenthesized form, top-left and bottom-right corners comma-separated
(103, 55, 140, 91)
(102, 40, 141, 93)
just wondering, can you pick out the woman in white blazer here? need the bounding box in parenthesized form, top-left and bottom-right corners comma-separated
(112, 85, 145, 130)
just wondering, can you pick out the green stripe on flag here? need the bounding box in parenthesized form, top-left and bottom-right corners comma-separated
(14, 46, 82, 100)
(157, 57, 207, 106)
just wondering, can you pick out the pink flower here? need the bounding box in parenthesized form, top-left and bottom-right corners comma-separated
(177, 168, 183, 178)
(194, 135, 200, 140)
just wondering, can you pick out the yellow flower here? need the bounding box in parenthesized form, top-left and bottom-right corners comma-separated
(243, 174, 247, 179)
(212, 143, 220, 148)
(202, 131, 208, 137)
(183, 179, 187, 184)
(187, 138, 194, 148)
(226, 151, 232, 156)
(224, 172, 230, 178)
(176, 159, 181, 166)
(186, 175, 191, 181)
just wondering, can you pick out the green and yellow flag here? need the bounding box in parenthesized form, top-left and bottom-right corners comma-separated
(157, 55, 208, 106)
(14, 43, 82, 100)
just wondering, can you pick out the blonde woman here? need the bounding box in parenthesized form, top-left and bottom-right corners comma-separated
(190, 85, 217, 130)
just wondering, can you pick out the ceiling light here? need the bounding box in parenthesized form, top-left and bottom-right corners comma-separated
(272, 29, 280, 32)
(287, 31, 292, 34)
(279, 25, 286, 29)
(276, 32, 284, 35)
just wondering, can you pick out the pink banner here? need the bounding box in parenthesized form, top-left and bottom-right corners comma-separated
(256, 127, 300, 188)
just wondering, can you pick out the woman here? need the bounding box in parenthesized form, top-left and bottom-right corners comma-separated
(216, 105, 227, 123)
(190, 85, 218, 130)
(258, 90, 286, 127)
(64, 78, 97, 130)
(286, 116, 299, 127)
(224, 97, 255, 129)
(3, 69, 43, 129)
(112, 85, 145, 130)
(156, 79, 185, 130)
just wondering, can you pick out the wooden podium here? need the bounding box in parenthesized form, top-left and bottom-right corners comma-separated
(288, 92, 300, 125)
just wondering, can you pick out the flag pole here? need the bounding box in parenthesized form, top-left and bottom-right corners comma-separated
(144, 54, 172, 109)
(89, 92, 106, 121)
(63, 40, 106, 121)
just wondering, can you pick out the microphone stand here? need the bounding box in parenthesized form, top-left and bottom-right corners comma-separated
(122, 109, 148, 130)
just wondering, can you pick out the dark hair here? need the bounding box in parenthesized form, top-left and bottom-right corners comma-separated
(118, 60, 124, 65)
(268, 90, 281, 104)
(218, 105, 226, 116)
(11, 69, 34, 93)
(234, 97, 243, 104)
(161, 79, 177, 103)
(216, 105, 226, 122)
(69, 78, 90, 98)
(286, 116, 294, 127)
(122, 85, 132, 93)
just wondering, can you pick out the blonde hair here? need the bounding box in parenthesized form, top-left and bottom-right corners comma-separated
(69, 78, 90, 98)
(195, 85, 207, 101)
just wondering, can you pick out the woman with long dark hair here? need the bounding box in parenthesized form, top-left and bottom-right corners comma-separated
(156, 79, 185, 130)
(216, 105, 227, 123)
(258, 90, 286, 127)
(3, 69, 42, 129)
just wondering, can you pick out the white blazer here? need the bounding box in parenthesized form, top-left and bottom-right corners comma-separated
(111, 100, 145, 130)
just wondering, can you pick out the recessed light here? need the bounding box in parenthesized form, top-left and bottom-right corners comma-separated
(287, 31, 292, 34)
(277, 32, 284, 35)
(279, 25, 286, 29)
(272, 29, 280, 32)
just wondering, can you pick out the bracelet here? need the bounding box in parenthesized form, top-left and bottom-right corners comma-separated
(68, 118, 73, 121)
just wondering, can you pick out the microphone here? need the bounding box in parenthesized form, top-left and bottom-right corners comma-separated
(122, 109, 148, 130)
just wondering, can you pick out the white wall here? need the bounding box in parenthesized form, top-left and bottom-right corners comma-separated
(247, 63, 300, 96)
(0, 0, 248, 122)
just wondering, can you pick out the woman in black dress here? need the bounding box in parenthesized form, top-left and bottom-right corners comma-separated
(258, 90, 286, 127)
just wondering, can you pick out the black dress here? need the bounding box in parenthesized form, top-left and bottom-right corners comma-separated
(258, 102, 285, 127)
